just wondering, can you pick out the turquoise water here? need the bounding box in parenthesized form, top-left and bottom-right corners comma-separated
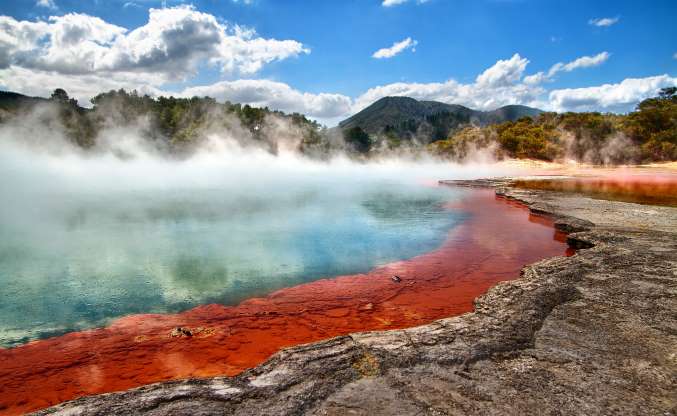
(0, 181, 466, 347)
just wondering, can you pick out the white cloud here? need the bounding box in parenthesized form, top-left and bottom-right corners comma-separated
(352, 54, 674, 116)
(95, 6, 309, 77)
(475, 53, 529, 87)
(0, 66, 351, 124)
(564, 52, 610, 70)
(181, 79, 352, 120)
(552, 51, 610, 74)
(523, 72, 548, 85)
(353, 79, 543, 114)
(0, 18, 672, 129)
(524, 52, 610, 85)
(549, 75, 677, 112)
(0, 6, 313, 116)
(589, 17, 619, 27)
(372, 37, 417, 59)
(36, 0, 57, 9)
(354, 53, 544, 113)
(382, 0, 429, 7)
(0, 65, 165, 106)
(382, 0, 408, 6)
(0, 6, 308, 83)
(673, 52, 677, 60)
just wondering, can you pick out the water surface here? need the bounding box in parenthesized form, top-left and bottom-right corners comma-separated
(513, 175, 677, 206)
(0, 188, 571, 416)
(0, 182, 465, 346)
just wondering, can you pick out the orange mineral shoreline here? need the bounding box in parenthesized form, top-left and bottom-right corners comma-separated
(513, 174, 677, 206)
(0, 189, 570, 415)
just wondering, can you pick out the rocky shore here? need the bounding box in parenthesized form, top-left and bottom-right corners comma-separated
(35, 179, 677, 416)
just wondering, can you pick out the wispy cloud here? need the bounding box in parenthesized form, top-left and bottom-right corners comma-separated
(372, 37, 417, 59)
(382, 0, 429, 7)
(551, 51, 610, 74)
(524, 52, 610, 84)
(35, 0, 57, 9)
(588, 16, 619, 27)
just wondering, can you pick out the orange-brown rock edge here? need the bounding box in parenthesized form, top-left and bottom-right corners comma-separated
(513, 174, 677, 206)
(0, 189, 570, 415)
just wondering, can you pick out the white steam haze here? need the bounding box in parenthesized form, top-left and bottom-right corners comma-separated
(0, 103, 515, 188)
(0, 108, 512, 214)
(0, 109, 518, 346)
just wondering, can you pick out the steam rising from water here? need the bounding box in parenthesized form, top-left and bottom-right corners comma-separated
(0, 109, 516, 209)
(0, 120, 516, 346)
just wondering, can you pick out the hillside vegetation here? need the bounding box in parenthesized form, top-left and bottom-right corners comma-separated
(0, 88, 327, 157)
(339, 96, 541, 144)
(430, 87, 677, 164)
(1, 87, 675, 164)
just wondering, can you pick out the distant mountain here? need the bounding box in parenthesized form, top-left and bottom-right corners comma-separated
(338, 96, 543, 142)
(480, 104, 543, 125)
(0, 91, 48, 118)
(0, 90, 44, 106)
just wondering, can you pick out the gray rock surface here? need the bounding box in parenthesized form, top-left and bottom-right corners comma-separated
(36, 180, 677, 416)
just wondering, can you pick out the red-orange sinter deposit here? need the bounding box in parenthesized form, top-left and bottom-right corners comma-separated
(0, 189, 571, 415)
(515, 172, 677, 206)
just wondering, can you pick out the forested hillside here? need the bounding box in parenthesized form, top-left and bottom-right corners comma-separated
(338, 96, 542, 143)
(430, 87, 677, 164)
(1, 87, 675, 164)
(0, 89, 327, 156)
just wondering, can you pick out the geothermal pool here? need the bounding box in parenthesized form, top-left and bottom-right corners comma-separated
(0, 185, 571, 415)
(0, 183, 464, 347)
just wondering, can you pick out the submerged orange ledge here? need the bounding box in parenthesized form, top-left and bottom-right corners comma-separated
(513, 174, 677, 206)
(0, 189, 570, 415)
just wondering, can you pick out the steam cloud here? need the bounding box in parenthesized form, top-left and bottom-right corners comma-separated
(0, 105, 522, 345)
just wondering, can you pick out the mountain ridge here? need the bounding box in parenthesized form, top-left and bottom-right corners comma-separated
(338, 96, 543, 141)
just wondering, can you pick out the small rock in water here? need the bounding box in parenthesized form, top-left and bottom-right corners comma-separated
(391, 275, 401, 283)
(170, 327, 193, 338)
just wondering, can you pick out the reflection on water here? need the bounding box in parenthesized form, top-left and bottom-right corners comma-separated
(513, 175, 677, 206)
(0, 184, 464, 346)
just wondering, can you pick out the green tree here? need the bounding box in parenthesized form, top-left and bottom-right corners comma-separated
(625, 87, 677, 161)
(429, 126, 493, 160)
(50, 88, 79, 107)
(495, 117, 560, 160)
(50, 88, 69, 102)
(344, 126, 372, 154)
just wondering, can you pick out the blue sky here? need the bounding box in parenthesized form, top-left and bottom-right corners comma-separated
(1, 0, 676, 124)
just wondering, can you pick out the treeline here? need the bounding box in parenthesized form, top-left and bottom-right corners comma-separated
(429, 87, 677, 164)
(0, 88, 328, 157)
(1, 87, 675, 163)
